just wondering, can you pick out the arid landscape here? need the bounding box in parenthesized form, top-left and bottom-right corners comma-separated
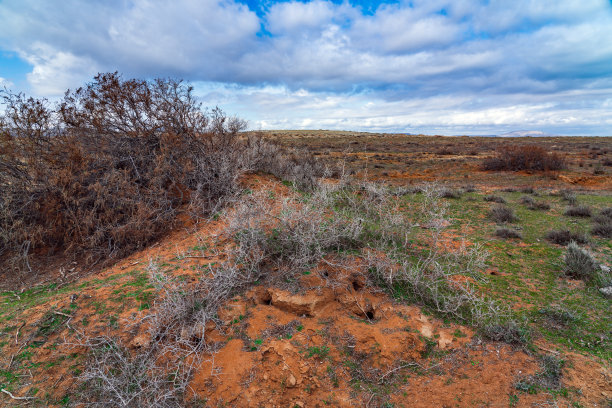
(2, 0, 612, 406)
(1, 78, 611, 407)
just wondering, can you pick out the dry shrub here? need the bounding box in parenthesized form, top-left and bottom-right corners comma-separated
(489, 205, 517, 223)
(545, 229, 589, 246)
(484, 195, 506, 204)
(592, 207, 612, 238)
(1, 73, 246, 270)
(1, 73, 325, 273)
(242, 134, 329, 191)
(592, 221, 612, 238)
(564, 205, 592, 217)
(563, 242, 597, 281)
(482, 144, 566, 172)
(495, 228, 522, 239)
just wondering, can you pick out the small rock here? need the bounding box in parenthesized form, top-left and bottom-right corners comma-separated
(599, 286, 612, 298)
(600, 265, 611, 273)
(287, 373, 297, 387)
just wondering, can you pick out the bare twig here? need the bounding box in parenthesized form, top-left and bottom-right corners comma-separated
(1, 388, 34, 400)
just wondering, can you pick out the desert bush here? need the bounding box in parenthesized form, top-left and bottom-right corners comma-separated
(1, 74, 326, 272)
(538, 306, 577, 329)
(482, 145, 566, 172)
(439, 187, 462, 199)
(0, 74, 247, 269)
(79, 335, 190, 407)
(598, 207, 612, 219)
(242, 134, 328, 190)
(520, 187, 536, 194)
(519, 195, 535, 205)
(495, 228, 522, 239)
(521, 196, 549, 210)
(545, 229, 589, 245)
(489, 205, 517, 223)
(563, 242, 600, 282)
(592, 220, 612, 238)
(515, 354, 565, 393)
(480, 321, 531, 345)
(484, 195, 506, 204)
(559, 190, 578, 206)
(564, 205, 592, 217)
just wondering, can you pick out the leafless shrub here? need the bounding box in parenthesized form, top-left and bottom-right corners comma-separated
(515, 354, 565, 392)
(564, 205, 592, 218)
(480, 321, 530, 345)
(520, 195, 535, 205)
(242, 134, 330, 190)
(482, 145, 566, 171)
(545, 229, 588, 245)
(78, 336, 189, 407)
(591, 220, 612, 238)
(439, 187, 462, 199)
(489, 205, 517, 223)
(598, 207, 612, 219)
(484, 195, 506, 204)
(592, 208, 612, 238)
(79, 256, 264, 406)
(1, 74, 329, 274)
(495, 228, 522, 239)
(559, 190, 578, 206)
(520, 187, 536, 194)
(0, 73, 246, 271)
(226, 188, 365, 273)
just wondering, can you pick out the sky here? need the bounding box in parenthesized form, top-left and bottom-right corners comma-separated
(1, 0, 612, 135)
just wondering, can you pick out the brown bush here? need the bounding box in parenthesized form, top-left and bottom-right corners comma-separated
(482, 145, 566, 172)
(0, 73, 325, 273)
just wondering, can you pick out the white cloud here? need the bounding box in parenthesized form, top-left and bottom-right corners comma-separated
(0, 77, 14, 88)
(18, 43, 99, 96)
(1, 0, 612, 134)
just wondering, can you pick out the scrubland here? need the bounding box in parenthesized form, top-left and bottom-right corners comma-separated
(0, 75, 610, 407)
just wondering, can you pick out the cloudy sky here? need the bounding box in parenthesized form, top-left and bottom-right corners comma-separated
(1, 0, 612, 135)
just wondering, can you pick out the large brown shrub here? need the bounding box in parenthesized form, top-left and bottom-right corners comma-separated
(1, 73, 321, 272)
(482, 144, 566, 172)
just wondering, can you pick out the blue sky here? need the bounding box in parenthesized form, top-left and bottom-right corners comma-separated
(1, 0, 612, 135)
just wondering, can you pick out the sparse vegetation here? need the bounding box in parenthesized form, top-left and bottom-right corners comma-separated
(482, 145, 566, 172)
(489, 205, 517, 223)
(495, 228, 522, 239)
(563, 242, 600, 283)
(564, 205, 592, 218)
(484, 195, 506, 204)
(545, 229, 589, 246)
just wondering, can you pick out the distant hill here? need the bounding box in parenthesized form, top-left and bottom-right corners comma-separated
(497, 130, 554, 137)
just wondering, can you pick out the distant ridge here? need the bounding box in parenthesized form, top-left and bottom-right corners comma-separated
(497, 130, 553, 137)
